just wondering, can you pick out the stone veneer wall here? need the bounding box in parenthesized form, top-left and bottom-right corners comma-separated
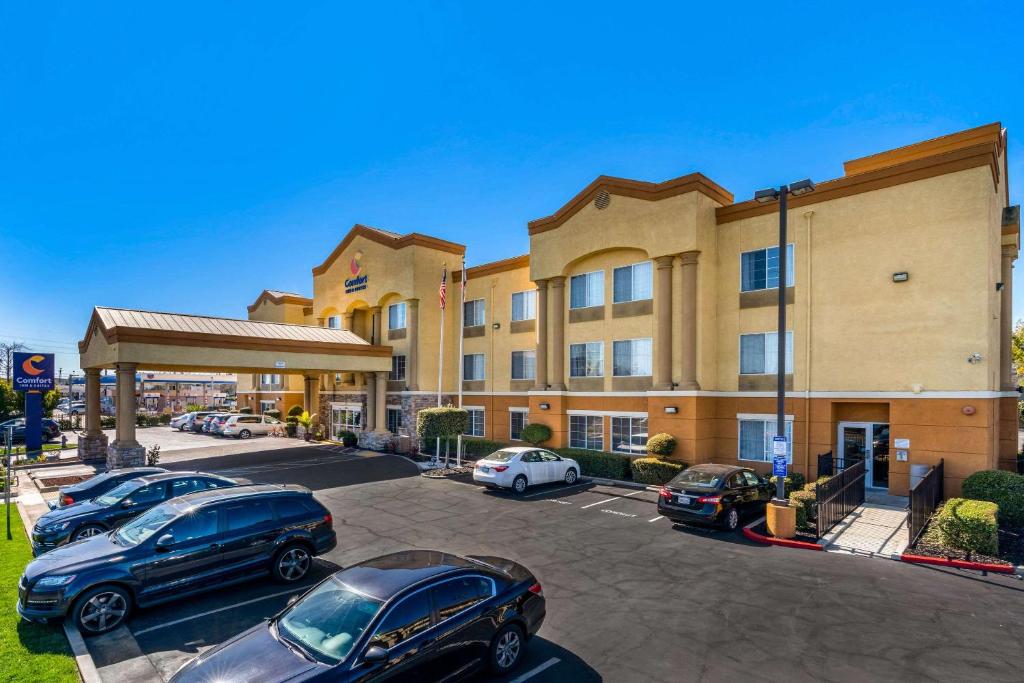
(318, 391, 456, 452)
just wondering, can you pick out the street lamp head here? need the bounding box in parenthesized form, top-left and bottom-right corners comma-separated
(754, 188, 780, 203)
(789, 178, 815, 196)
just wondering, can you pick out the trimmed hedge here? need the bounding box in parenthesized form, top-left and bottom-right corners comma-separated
(768, 472, 807, 498)
(554, 449, 632, 480)
(416, 406, 469, 440)
(520, 423, 552, 446)
(645, 433, 676, 457)
(961, 470, 1024, 527)
(422, 438, 507, 458)
(239, 407, 253, 414)
(789, 489, 816, 529)
(287, 404, 305, 417)
(338, 430, 357, 447)
(264, 409, 282, 419)
(936, 498, 999, 555)
(631, 457, 685, 485)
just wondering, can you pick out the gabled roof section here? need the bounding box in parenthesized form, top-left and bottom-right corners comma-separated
(843, 122, 1003, 176)
(312, 224, 466, 276)
(454, 254, 530, 283)
(246, 289, 313, 313)
(528, 173, 733, 236)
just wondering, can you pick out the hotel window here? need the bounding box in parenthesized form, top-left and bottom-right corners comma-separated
(613, 261, 652, 303)
(741, 244, 795, 292)
(463, 354, 485, 381)
(465, 408, 485, 437)
(569, 415, 604, 450)
(511, 290, 537, 321)
(327, 316, 341, 329)
(737, 416, 793, 463)
(386, 407, 403, 435)
(511, 350, 536, 380)
(739, 332, 794, 375)
(259, 374, 282, 389)
(388, 303, 407, 330)
(509, 409, 528, 441)
(570, 271, 604, 309)
(464, 299, 485, 327)
(569, 342, 603, 377)
(611, 416, 649, 455)
(612, 339, 652, 377)
(259, 400, 276, 414)
(390, 355, 406, 381)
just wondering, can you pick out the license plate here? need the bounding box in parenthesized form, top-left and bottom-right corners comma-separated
(677, 495, 691, 505)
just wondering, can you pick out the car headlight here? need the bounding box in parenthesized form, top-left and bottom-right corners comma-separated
(42, 521, 71, 534)
(35, 574, 76, 588)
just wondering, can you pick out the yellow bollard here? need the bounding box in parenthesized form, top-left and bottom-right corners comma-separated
(766, 499, 796, 539)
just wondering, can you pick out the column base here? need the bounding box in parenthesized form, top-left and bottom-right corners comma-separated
(107, 442, 146, 469)
(548, 383, 567, 391)
(78, 432, 109, 463)
(678, 381, 701, 390)
(357, 430, 395, 452)
(654, 382, 674, 391)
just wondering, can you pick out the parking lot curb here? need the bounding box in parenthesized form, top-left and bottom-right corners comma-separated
(584, 477, 659, 491)
(63, 621, 102, 683)
(742, 518, 823, 551)
(898, 552, 1017, 574)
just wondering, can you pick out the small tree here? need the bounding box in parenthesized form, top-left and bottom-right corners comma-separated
(646, 433, 677, 458)
(520, 423, 552, 446)
(287, 404, 304, 418)
(416, 406, 469, 466)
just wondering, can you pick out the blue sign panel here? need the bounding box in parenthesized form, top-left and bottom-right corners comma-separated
(772, 455, 788, 478)
(12, 352, 55, 392)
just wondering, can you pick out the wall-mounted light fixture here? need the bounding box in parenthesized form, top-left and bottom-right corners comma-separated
(539, 402, 550, 410)
(664, 406, 678, 414)
(492, 322, 501, 330)
(892, 272, 909, 282)
(967, 353, 983, 365)
(996, 282, 1005, 291)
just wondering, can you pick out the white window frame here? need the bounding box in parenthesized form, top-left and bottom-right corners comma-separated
(569, 271, 604, 309)
(740, 243, 795, 292)
(510, 350, 536, 381)
(739, 331, 794, 375)
(569, 414, 604, 450)
(388, 303, 407, 331)
(509, 408, 529, 441)
(611, 338, 652, 377)
(326, 316, 341, 329)
(464, 407, 485, 437)
(331, 402, 363, 436)
(386, 406, 403, 435)
(511, 290, 537, 322)
(610, 415, 649, 455)
(736, 413, 794, 463)
(464, 299, 486, 327)
(390, 355, 406, 382)
(612, 261, 653, 303)
(463, 354, 485, 381)
(569, 342, 604, 378)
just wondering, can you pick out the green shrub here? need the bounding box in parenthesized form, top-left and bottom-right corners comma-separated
(631, 457, 685, 485)
(961, 470, 1024, 527)
(936, 498, 999, 555)
(768, 472, 806, 498)
(287, 404, 304, 418)
(186, 403, 204, 413)
(157, 414, 172, 425)
(645, 433, 676, 457)
(555, 449, 632, 480)
(338, 430, 357, 447)
(100, 416, 116, 429)
(238, 406, 253, 414)
(422, 438, 506, 457)
(789, 489, 816, 529)
(285, 423, 297, 437)
(416, 406, 469, 440)
(520, 423, 552, 446)
(264, 409, 282, 420)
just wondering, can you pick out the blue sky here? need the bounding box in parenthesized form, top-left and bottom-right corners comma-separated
(2, 1, 1022, 375)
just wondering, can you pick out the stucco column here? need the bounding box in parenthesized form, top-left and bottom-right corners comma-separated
(375, 372, 388, 432)
(114, 363, 138, 447)
(342, 311, 355, 332)
(369, 306, 382, 345)
(364, 372, 377, 431)
(303, 374, 318, 415)
(534, 280, 549, 390)
(549, 277, 567, 391)
(679, 251, 701, 390)
(85, 368, 102, 436)
(1001, 244, 1016, 390)
(407, 298, 420, 390)
(653, 255, 675, 390)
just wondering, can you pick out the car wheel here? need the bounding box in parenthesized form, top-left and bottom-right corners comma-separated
(489, 623, 525, 674)
(564, 468, 578, 485)
(239, 429, 251, 439)
(74, 585, 132, 635)
(72, 524, 106, 541)
(272, 544, 312, 583)
(723, 507, 740, 531)
(512, 475, 528, 495)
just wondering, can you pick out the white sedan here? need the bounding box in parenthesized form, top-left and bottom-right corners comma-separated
(473, 447, 580, 494)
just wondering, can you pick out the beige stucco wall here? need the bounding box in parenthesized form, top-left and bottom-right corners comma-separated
(239, 298, 313, 393)
(461, 265, 536, 393)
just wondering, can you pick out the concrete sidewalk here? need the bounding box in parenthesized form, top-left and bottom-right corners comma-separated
(821, 499, 909, 557)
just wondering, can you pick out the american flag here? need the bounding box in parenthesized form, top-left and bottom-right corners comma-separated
(439, 267, 447, 310)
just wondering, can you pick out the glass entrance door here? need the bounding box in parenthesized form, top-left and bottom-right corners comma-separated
(837, 422, 890, 489)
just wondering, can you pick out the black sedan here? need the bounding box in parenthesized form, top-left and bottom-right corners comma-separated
(54, 467, 168, 508)
(169, 550, 546, 682)
(31, 471, 236, 555)
(18, 484, 337, 635)
(657, 464, 771, 530)
(0, 417, 61, 444)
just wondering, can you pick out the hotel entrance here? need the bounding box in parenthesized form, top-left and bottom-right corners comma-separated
(837, 422, 890, 489)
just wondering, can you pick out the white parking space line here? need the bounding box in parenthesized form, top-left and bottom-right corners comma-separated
(509, 657, 560, 682)
(132, 588, 298, 636)
(522, 483, 590, 499)
(579, 489, 644, 509)
(649, 515, 666, 522)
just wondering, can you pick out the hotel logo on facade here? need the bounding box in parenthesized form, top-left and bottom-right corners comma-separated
(345, 250, 368, 293)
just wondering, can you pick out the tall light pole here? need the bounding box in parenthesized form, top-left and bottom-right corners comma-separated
(755, 178, 814, 503)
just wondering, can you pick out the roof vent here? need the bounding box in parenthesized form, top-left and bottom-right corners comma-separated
(594, 190, 611, 210)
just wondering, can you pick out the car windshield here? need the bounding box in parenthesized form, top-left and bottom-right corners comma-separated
(485, 449, 520, 462)
(668, 468, 725, 488)
(94, 481, 143, 506)
(113, 504, 177, 546)
(277, 577, 383, 663)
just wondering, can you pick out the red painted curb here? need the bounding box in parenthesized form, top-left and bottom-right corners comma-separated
(742, 525, 823, 551)
(899, 553, 1015, 574)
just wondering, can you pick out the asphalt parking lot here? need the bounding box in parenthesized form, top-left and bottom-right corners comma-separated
(84, 444, 1024, 683)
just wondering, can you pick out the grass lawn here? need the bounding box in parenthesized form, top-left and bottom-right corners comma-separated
(0, 504, 80, 683)
(11, 443, 74, 455)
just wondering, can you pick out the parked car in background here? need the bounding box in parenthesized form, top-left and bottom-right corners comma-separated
(53, 467, 167, 509)
(656, 464, 771, 531)
(0, 417, 61, 444)
(67, 402, 87, 417)
(198, 413, 222, 433)
(30, 471, 236, 555)
(169, 550, 544, 682)
(222, 414, 282, 439)
(473, 447, 580, 494)
(18, 484, 336, 635)
(209, 414, 233, 435)
(186, 411, 215, 432)
(170, 413, 192, 430)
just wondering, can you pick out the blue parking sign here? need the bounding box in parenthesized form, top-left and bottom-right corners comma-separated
(772, 455, 788, 477)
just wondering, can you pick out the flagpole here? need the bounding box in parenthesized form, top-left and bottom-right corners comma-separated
(456, 255, 466, 468)
(435, 265, 446, 466)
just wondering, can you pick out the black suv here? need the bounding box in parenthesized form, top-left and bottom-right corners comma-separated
(18, 484, 336, 635)
(31, 471, 236, 555)
(53, 467, 168, 508)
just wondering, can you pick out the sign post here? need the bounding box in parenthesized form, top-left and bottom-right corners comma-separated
(5, 426, 12, 540)
(13, 352, 55, 458)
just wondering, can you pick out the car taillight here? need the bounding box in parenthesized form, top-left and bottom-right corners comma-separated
(61, 495, 74, 506)
(658, 487, 672, 499)
(697, 495, 721, 505)
(324, 513, 333, 527)
(527, 582, 543, 596)
(492, 465, 509, 472)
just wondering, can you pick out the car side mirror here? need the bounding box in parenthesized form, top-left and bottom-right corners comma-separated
(155, 533, 175, 551)
(121, 499, 135, 508)
(363, 645, 388, 663)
